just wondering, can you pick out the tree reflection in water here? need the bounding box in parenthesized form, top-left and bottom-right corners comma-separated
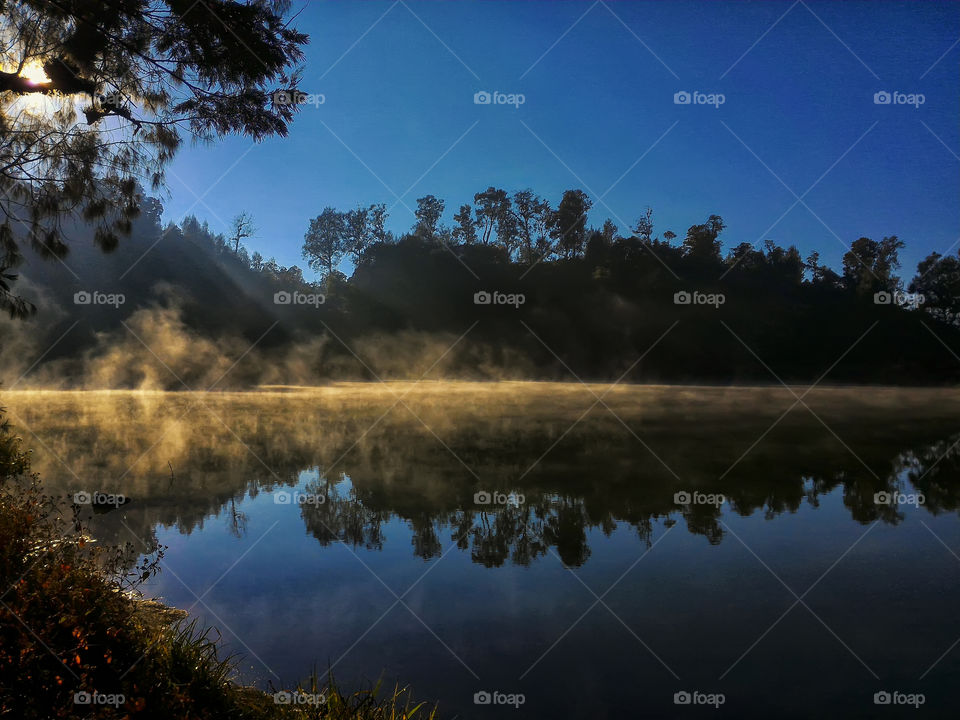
(4, 385, 959, 568)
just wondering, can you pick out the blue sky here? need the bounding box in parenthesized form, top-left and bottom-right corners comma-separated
(163, 0, 959, 280)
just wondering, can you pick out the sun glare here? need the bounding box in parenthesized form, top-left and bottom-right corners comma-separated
(20, 60, 50, 86)
(6, 60, 56, 116)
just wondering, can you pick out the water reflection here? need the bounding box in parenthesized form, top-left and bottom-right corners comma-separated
(5, 384, 959, 567)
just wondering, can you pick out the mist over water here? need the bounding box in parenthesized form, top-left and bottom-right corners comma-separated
(0, 300, 543, 389)
(4, 384, 960, 717)
(9, 382, 959, 551)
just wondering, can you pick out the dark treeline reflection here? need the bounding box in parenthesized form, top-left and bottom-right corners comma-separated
(7, 385, 960, 567)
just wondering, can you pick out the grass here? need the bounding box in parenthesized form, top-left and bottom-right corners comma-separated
(0, 407, 438, 719)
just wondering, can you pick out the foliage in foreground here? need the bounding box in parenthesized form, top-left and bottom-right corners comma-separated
(0, 406, 437, 719)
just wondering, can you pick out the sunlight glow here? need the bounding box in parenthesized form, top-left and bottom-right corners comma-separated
(20, 60, 50, 86)
(8, 61, 56, 117)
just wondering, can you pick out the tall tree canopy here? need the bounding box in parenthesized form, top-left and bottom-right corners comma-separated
(910, 250, 960, 323)
(303, 207, 346, 279)
(511, 189, 553, 263)
(412, 194, 444, 240)
(473, 186, 511, 246)
(842, 236, 904, 295)
(682, 214, 725, 262)
(452, 203, 477, 245)
(843, 235, 903, 295)
(551, 189, 592, 258)
(0, 0, 308, 315)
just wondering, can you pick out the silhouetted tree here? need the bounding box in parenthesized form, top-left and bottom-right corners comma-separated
(511, 189, 554, 262)
(842, 236, 904, 296)
(494, 199, 519, 256)
(368, 203, 390, 244)
(344, 206, 372, 264)
(413, 195, 445, 240)
(551, 189, 592, 258)
(727, 242, 765, 272)
(762, 239, 804, 285)
(0, 0, 308, 317)
(633, 206, 654, 243)
(473, 187, 511, 246)
(303, 208, 346, 279)
(229, 211, 256, 253)
(805, 251, 842, 287)
(682, 215, 725, 262)
(911, 250, 960, 324)
(452, 203, 477, 245)
(601, 219, 618, 244)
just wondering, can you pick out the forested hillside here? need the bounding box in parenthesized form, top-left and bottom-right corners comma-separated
(3, 188, 959, 387)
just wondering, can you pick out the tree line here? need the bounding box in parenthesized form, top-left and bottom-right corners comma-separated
(298, 186, 957, 322)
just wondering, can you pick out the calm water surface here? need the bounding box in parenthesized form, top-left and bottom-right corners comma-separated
(6, 383, 960, 718)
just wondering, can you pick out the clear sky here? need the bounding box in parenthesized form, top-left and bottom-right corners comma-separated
(162, 0, 959, 280)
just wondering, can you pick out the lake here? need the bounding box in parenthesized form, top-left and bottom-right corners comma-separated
(4, 383, 960, 718)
